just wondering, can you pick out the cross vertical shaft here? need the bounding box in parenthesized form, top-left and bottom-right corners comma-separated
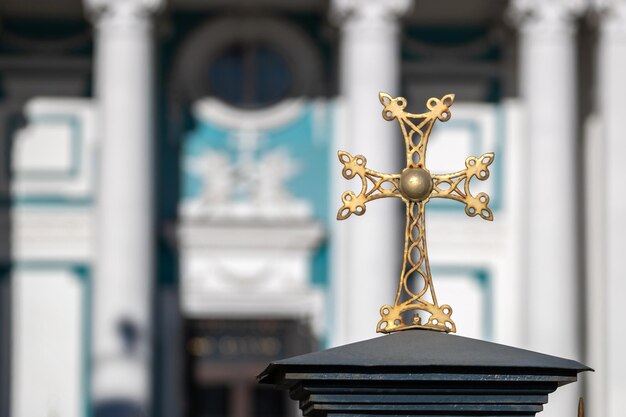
(337, 92, 495, 334)
(381, 200, 452, 332)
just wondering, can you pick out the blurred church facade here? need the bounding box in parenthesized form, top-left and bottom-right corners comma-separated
(0, 1, 623, 417)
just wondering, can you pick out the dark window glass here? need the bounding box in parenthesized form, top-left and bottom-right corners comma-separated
(208, 43, 292, 109)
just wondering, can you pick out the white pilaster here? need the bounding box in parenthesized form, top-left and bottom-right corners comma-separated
(594, 2, 626, 416)
(86, 0, 162, 412)
(331, 0, 410, 345)
(509, 1, 583, 417)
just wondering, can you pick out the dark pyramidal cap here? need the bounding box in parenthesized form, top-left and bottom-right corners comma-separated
(258, 330, 591, 416)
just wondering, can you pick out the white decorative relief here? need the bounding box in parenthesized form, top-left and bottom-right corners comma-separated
(178, 220, 325, 335)
(11, 98, 96, 200)
(179, 97, 326, 335)
(182, 98, 313, 219)
(255, 148, 301, 205)
(189, 150, 235, 205)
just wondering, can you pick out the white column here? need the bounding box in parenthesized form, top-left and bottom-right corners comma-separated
(595, 2, 626, 416)
(509, 2, 583, 417)
(86, 0, 162, 413)
(331, 0, 410, 345)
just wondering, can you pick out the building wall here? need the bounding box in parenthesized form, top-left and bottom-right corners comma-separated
(1, 2, 624, 417)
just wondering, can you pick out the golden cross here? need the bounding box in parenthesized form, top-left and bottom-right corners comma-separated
(337, 93, 495, 334)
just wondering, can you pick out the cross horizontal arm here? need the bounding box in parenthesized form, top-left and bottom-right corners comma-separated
(430, 152, 495, 221)
(337, 151, 401, 220)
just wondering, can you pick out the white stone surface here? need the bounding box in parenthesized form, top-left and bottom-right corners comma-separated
(583, 113, 605, 417)
(192, 97, 304, 131)
(591, 1, 626, 416)
(87, 0, 162, 408)
(11, 269, 85, 417)
(8, 95, 96, 417)
(331, 0, 411, 346)
(510, 1, 584, 416)
(12, 209, 92, 261)
(427, 102, 525, 346)
(178, 220, 326, 336)
(11, 98, 96, 198)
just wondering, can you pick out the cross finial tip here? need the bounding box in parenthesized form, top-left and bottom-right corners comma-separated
(578, 398, 584, 417)
(378, 92, 393, 105)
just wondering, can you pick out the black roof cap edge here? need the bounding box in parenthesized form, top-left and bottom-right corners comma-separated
(258, 329, 591, 383)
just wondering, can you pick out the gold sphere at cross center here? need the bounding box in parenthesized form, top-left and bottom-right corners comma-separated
(399, 168, 433, 201)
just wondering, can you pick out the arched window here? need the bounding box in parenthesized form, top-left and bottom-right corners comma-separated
(174, 16, 323, 109)
(209, 42, 292, 108)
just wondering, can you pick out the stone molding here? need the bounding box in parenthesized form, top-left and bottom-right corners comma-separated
(595, 0, 626, 37)
(178, 219, 325, 335)
(331, 0, 411, 35)
(177, 220, 324, 250)
(508, 0, 586, 37)
(11, 209, 93, 262)
(84, 0, 163, 25)
(11, 98, 96, 200)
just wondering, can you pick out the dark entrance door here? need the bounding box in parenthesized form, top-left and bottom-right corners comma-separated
(185, 319, 315, 417)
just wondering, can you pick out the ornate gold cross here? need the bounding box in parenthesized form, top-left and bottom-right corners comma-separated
(337, 93, 495, 334)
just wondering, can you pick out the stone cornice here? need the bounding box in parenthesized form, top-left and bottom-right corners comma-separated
(177, 219, 324, 251)
(11, 209, 93, 262)
(84, 0, 164, 23)
(595, 0, 626, 36)
(331, 0, 411, 26)
(509, 0, 586, 36)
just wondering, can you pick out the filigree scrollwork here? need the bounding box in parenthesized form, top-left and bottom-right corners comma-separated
(378, 302, 455, 333)
(431, 152, 495, 221)
(377, 200, 457, 333)
(336, 151, 401, 220)
(336, 92, 495, 334)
